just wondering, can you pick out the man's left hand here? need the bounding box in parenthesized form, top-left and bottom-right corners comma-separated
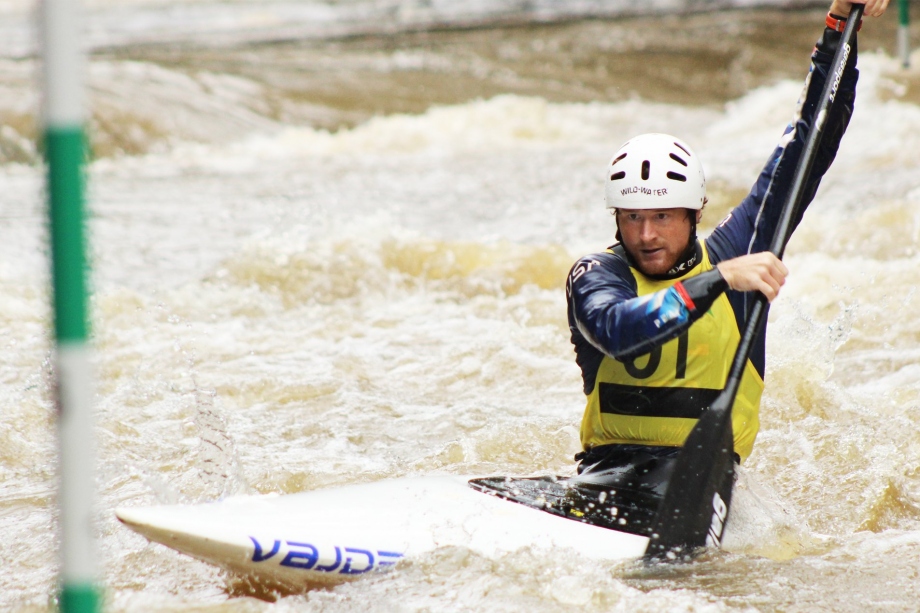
(829, 0, 889, 18)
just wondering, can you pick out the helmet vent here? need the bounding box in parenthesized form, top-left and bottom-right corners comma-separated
(669, 153, 688, 167)
(612, 153, 627, 166)
(673, 142, 691, 156)
(641, 160, 650, 180)
(667, 171, 687, 182)
(610, 171, 626, 181)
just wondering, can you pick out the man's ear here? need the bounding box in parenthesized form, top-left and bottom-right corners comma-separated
(695, 209, 703, 224)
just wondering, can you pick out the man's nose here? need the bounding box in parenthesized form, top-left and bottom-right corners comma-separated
(638, 219, 657, 240)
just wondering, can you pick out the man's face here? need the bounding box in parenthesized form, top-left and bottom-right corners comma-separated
(616, 208, 700, 276)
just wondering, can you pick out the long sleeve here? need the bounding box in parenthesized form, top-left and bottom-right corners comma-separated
(704, 25, 859, 379)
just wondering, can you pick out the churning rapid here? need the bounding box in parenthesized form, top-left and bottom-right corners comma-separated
(3, 3, 920, 611)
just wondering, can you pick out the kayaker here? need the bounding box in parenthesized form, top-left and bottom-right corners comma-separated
(566, 0, 888, 491)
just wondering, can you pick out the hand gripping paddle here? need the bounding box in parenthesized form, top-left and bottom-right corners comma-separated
(643, 4, 864, 562)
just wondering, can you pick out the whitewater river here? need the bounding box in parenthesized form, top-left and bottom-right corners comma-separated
(3, 4, 920, 611)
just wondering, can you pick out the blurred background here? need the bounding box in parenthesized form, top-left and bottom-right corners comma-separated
(3, 0, 920, 162)
(3, 0, 920, 610)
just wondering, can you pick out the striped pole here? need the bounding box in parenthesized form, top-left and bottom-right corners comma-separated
(899, 0, 911, 68)
(39, 0, 101, 611)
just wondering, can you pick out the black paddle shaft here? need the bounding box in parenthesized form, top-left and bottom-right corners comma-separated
(644, 4, 864, 561)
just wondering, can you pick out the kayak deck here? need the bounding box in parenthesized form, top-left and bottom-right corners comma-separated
(469, 476, 658, 536)
(116, 476, 651, 589)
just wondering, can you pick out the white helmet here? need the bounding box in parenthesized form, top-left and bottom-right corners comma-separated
(604, 133, 706, 211)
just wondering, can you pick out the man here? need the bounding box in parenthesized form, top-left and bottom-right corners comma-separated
(566, 0, 887, 492)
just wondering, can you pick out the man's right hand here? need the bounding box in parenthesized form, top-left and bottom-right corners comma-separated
(715, 253, 788, 302)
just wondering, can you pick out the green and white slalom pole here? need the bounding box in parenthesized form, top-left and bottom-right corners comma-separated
(40, 0, 101, 611)
(898, 0, 911, 68)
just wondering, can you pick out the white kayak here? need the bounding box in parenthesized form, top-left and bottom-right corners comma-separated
(116, 475, 652, 588)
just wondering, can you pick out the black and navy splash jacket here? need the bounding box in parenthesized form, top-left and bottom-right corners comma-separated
(567, 26, 858, 458)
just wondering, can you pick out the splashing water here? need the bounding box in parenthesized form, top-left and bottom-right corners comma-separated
(3, 8, 920, 612)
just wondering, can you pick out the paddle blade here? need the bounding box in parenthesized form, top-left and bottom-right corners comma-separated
(643, 397, 735, 561)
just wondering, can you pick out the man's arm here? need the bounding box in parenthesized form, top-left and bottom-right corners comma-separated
(567, 252, 727, 361)
(710, 2, 888, 281)
(702, 0, 886, 379)
(707, 5, 862, 264)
